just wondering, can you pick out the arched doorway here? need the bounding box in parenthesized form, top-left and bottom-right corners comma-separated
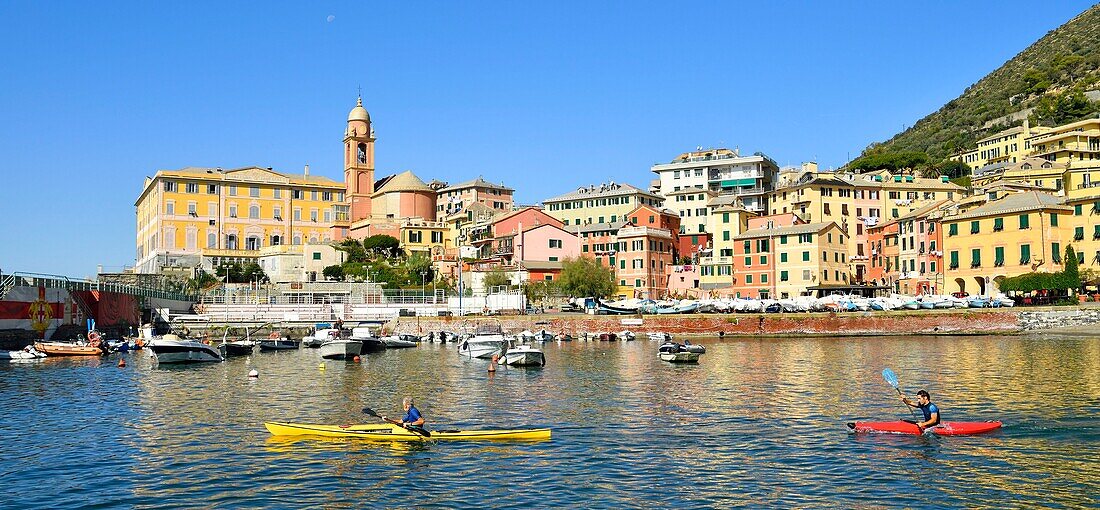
(974, 276, 987, 296)
(992, 275, 1006, 293)
(954, 278, 967, 295)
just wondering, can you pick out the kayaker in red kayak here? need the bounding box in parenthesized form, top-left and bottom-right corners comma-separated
(901, 390, 940, 431)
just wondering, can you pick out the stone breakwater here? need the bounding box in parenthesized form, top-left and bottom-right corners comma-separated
(1016, 309, 1100, 330)
(391, 309, 1028, 337)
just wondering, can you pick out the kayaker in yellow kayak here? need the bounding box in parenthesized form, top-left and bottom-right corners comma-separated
(901, 390, 940, 431)
(382, 397, 425, 429)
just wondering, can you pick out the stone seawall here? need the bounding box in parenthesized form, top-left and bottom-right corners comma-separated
(1017, 309, 1100, 330)
(389, 309, 1025, 337)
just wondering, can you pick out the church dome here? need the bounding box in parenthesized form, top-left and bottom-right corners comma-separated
(348, 97, 370, 123)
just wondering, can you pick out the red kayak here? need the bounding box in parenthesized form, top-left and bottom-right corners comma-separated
(847, 420, 1002, 436)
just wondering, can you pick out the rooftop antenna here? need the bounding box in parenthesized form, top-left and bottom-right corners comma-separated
(357, 84, 362, 99)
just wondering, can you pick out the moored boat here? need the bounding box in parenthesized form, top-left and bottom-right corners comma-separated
(351, 327, 385, 353)
(658, 341, 701, 363)
(319, 338, 363, 359)
(264, 422, 551, 441)
(2, 345, 47, 360)
(34, 334, 107, 356)
(458, 324, 506, 358)
(500, 343, 545, 366)
(147, 334, 224, 363)
(381, 335, 418, 348)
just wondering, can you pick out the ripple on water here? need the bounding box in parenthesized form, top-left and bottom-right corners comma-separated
(0, 335, 1098, 508)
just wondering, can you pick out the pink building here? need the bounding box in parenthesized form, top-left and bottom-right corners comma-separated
(494, 223, 580, 282)
(437, 177, 514, 217)
(492, 207, 562, 237)
(666, 264, 701, 297)
(616, 225, 675, 299)
(371, 170, 437, 221)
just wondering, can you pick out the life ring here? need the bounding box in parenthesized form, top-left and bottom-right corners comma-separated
(269, 331, 280, 339)
(88, 331, 102, 347)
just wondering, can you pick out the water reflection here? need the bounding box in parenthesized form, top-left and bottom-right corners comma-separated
(1, 335, 1097, 507)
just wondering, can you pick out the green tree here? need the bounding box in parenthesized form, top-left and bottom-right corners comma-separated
(558, 256, 616, 299)
(241, 262, 269, 283)
(363, 235, 403, 258)
(186, 270, 219, 292)
(322, 264, 345, 281)
(483, 268, 512, 289)
(405, 253, 434, 285)
(848, 151, 931, 173)
(1022, 67, 1051, 94)
(215, 262, 244, 283)
(335, 238, 368, 263)
(936, 160, 971, 180)
(1062, 243, 1080, 291)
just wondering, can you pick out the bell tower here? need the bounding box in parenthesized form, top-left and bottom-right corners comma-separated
(344, 96, 375, 223)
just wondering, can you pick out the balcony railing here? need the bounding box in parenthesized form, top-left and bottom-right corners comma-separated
(971, 262, 981, 269)
(949, 263, 959, 270)
(1020, 257, 1030, 265)
(994, 259, 1005, 267)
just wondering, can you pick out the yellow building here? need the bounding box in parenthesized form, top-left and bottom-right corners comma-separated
(940, 191, 1069, 295)
(399, 218, 449, 261)
(697, 195, 754, 293)
(730, 221, 849, 299)
(135, 166, 347, 274)
(543, 181, 663, 228)
(1062, 193, 1100, 271)
(971, 156, 1066, 190)
(954, 121, 1050, 169)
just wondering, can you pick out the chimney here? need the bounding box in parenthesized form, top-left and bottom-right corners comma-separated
(304, 164, 310, 176)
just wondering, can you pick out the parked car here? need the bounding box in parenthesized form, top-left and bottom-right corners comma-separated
(951, 291, 970, 298)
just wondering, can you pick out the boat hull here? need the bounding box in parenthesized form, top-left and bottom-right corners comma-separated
(847, 420, 1002, 436)
(264, 422, 551, 441)
(319, 340, 363, 359)
(659, 351, 700, 363)
(502, 350, 545, 366)
(260, 339, 300, 351)
(148, 342, 224, 363)
(221, 342, 256, 356)
(33, 342, 104, 356)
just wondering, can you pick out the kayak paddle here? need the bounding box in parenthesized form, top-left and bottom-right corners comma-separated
(882, 368, 919, 420)
(362, 407, 431, 437)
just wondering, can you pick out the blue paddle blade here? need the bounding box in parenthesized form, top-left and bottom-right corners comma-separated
(882, 368, 899, 388)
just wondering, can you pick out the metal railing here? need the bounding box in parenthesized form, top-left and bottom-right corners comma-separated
(4, 271, 197, 302)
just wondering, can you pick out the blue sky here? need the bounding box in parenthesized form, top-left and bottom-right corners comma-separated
(0, 1, 1094, 278)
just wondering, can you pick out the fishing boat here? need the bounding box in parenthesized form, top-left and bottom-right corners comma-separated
(500, 342, 545, 366)
(264, 422, 551, 442)
(147, 334, 224, 363)
(319, 337, 363, 360)
(597, 299, 640, 315)
(458, 324, 506, 359)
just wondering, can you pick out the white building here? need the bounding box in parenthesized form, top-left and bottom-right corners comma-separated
(651, 148, 780, 230)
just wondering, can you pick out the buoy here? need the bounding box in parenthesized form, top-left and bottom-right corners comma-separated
(353, 355, 361, 363)
(248, 369, 259, 378)
(319, 362, 326, 370)
(117, 359, 126, 368)
(488, 354, 498, 372)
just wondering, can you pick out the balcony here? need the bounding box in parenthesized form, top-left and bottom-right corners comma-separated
(994, 259, 1005, 267)
(949, 263, 959, 270)
(618, 226, 672, 239)
(970, 262, 981, 269)
(1020, 257, 1030, 265)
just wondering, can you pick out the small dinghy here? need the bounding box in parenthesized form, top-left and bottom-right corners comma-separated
(658, 341, 701, 363)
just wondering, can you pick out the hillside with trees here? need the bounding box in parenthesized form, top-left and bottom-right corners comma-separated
(855, 5, 1100, 168)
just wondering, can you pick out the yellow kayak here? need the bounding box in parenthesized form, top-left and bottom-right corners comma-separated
(264, 422, 551, 442)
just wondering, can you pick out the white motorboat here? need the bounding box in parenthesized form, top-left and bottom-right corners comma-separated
(500, 343, 546, 366)
(680, 340, 705, 354)
(302, 327, 341, 348)
(147, 334, 224, 364)
(458, 324, 506, 359)
(1, 346, 46, 360)
(647, 332, 672, 341)
(319, 338, 363, 359)
(381, 335, 418, 348)
(617, 330, 636, 341)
